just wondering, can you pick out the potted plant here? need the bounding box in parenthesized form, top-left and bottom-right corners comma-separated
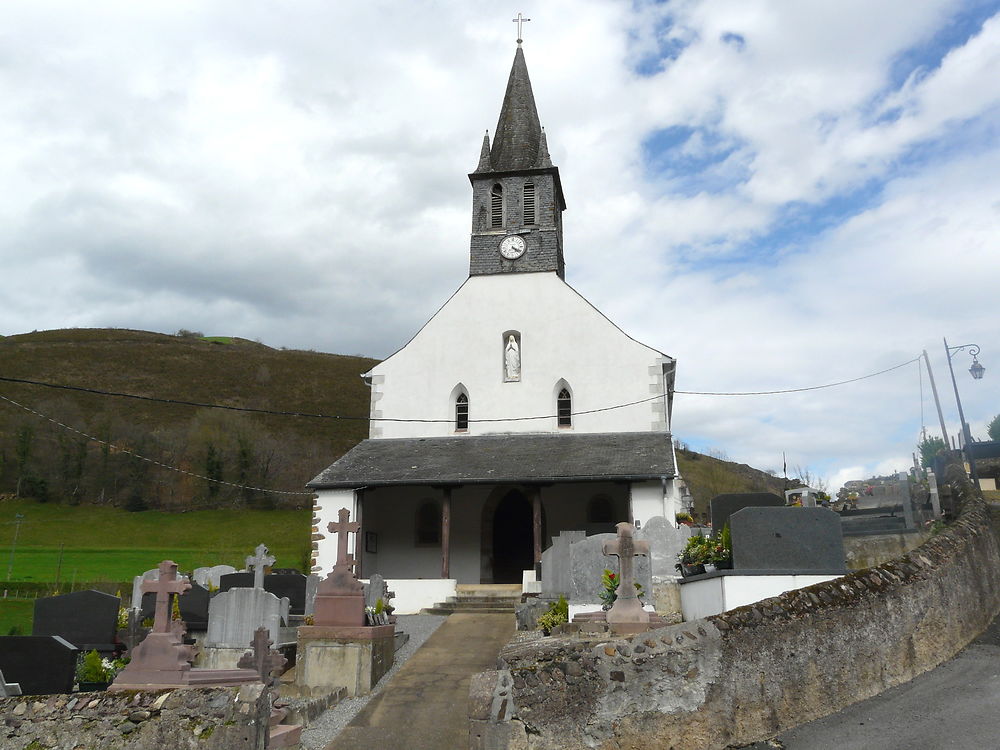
(675, 511, 695, 526)
(711, 524, 733, 570)
(675, 535, 710, 577)
(76, 650, 128, 692)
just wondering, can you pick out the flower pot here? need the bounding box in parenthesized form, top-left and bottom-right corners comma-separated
(680, 563, 705, 577)
(704, 563, 717, 573)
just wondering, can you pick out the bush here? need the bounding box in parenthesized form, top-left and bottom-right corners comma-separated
(537, 595, 568, 635)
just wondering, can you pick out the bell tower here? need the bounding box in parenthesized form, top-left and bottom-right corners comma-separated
(468, 45, 566, 278)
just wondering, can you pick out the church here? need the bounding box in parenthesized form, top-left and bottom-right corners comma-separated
(308, 41, 683, 609)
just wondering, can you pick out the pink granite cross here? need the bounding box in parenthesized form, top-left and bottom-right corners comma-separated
(328, 508, 360, 571)
(141, 560, 191, 633)
(237, 626, 287, 687)
(602, 523, 650, 623)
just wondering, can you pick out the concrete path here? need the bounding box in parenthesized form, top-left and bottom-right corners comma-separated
(324, 613, 514, 750)
(742, 612, 1000, 749)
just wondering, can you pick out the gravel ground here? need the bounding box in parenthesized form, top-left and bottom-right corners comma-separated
(299, 614, 447, 750)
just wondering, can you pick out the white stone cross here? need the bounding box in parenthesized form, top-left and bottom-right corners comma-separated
(246, 543, 275, 589)
(513, 12, 530, 44)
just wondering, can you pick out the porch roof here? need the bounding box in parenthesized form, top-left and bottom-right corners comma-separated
(307, 432, 675, 489)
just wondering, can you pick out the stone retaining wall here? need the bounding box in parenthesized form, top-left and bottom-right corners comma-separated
(0, 685, 270, 750)
(470, 469, 1000, 749)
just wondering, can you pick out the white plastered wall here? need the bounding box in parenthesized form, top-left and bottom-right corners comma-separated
(313, 488, 359, 576)
(367, 273, 673, 438)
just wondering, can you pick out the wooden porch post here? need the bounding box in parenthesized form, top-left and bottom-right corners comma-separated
(441, 486, 452, 579)
(531, 486, 542, 565)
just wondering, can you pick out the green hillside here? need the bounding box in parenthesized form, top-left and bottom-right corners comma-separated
(0, 328, 377, 510)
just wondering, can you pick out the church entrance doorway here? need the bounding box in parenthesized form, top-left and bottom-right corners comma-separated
(491, 490, 534, 584)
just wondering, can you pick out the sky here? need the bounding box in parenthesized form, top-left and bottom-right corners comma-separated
(1, 0, 998, 491)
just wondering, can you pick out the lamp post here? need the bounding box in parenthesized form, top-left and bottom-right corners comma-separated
(944, 338, 985, 490)
(6, 513, 24, 582)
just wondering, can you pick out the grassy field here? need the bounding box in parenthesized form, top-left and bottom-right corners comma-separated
(0, 498, 312, 582)
(0, 599, 33, 635)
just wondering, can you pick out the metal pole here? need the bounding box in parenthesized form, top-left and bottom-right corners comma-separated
(6, 514, 24, 582)
(944, 337, 981, 490)
(922, 350, 950, 448)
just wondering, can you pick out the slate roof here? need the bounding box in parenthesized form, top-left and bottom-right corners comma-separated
(489, 46, 544, 171)
(307, 432, 676, 489)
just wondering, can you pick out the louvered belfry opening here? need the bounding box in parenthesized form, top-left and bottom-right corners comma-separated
(490, 184, 503, 227)
(523, 182, 535, 225)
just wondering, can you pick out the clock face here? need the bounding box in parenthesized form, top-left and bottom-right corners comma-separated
(499, 235, 527, 260)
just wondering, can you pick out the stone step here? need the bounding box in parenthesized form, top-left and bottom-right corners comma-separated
(456, 584, 522, 596)
(421, 605, 516, 615)
(269, 707, 288, 727)
(446, 596, 521, 605)
(268, 723, 303, 748)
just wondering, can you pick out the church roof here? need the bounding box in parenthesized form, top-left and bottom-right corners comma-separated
(307, 432, 676, 489)
(487, 46, 544, 172)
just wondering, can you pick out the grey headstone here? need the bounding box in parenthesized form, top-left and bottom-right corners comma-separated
(541, 530, 585, 597)
(205, 587, 290, 648)
(710, 492, 785, 532)
(636, 516, 697, 579)
(363, 573, 393, 611)
(304, 574, 321, 616)
(0, 668, 20, 697)
(131, 568, 159, 609)
(731, 507, 846, 572)
(219, 572, 256, 592)
(541, 530, 651, 602)
(32, 590, 119, 651)
(0, 636, 77, 695)
(200, 565, 238, 588)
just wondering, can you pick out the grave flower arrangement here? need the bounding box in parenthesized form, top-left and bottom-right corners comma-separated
(675, 535, 711, 576)
(536, 595, 568, 635)
(76, 649, 128, 690)
(599, 568, 644, 610)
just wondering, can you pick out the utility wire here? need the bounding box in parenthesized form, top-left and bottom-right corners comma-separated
(0, 354, 921, 424)
(0, 394, 314, 496)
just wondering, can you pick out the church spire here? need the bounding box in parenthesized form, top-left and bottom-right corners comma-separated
(489, 46, 543, 171)
(476, 131, 492, 172)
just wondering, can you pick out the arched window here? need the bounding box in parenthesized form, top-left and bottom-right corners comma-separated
(490, 184, 503, 228)
(416, 501, 441, 546)
(523, 182, 535, 225)
(557, 388, 572, 427)
(455, 392, 469, 431)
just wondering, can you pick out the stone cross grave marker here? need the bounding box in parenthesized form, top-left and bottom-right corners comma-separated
(237, 626, 287, 687)
(246, 544, 276, 589)
(329, 508, 360, 572)
(602, 522, 650, 624)
(144, 560, 191, 633)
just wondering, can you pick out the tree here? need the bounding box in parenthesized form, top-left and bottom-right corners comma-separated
(988, 414, 1000, 442)
(919, 435, 948, 468)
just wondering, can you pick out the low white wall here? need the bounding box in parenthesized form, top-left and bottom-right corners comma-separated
(387, 578, 457, 614)
(680, 574, 841, 620)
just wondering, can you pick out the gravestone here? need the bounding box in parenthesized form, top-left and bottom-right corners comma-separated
(193, 564, 237, 589)
(131, 567, 159, 609)
(32, 590, 119, 652)
(312, 508, 365, 626)
(0, 636, 77, 695)
(247, 544, 276, 588)
(237, 626, 287, 687)
(304, 574, 321, 616)
(731, 507, 846, 572)
(141, 581, 211, 630)
(219, 572, 255, 592)
(710, 492, 785, 533)
(540, 530, 651, 602)
(603, 522, 649, 624)
(541, 531, 585, 596)
(204, 587, 289, 648)
(637, 516, 696, 579)
(265, 572, 308, 616)
(0, 668, 21, 697)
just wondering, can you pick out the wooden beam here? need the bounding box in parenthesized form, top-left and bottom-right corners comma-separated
(531, 486, 542, 565)
(441, 486, 452, 579)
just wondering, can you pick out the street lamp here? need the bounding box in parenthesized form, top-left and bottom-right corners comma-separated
(944, 338, 985, 490)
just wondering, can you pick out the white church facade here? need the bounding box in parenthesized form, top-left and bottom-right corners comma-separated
(308, 44, 683, 608)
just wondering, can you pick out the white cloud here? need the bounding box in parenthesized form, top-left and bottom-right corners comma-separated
(1, 0, 997, 491)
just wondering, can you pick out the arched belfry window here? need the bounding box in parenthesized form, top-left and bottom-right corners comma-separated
(490, 184, 503, 228)
(415, 501, 441, 546)
(455, 392, 469, 431)
(523, 182, 535, 225)
(557, 387, 572, 427)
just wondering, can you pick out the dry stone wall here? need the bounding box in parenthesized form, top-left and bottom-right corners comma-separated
(0, 684, 270, 750)
(471, 469, 1000, 750)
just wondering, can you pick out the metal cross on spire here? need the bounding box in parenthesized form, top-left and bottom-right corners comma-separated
(512, 12, 530, 45)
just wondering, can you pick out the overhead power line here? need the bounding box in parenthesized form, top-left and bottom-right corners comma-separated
(0, 394, 314, 496)
(0, 355, 921, 425)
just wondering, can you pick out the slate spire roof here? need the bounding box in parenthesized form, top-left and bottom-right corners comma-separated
(484, 46, 545, 172)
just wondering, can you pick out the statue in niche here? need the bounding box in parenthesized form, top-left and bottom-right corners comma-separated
(504, 334, 521, 382)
